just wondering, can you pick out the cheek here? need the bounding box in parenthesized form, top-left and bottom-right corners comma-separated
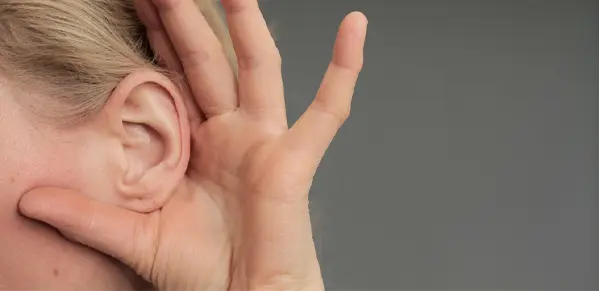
(0, 112, 139, 289)
(0, 95, 119, 204)
(0, 112, 95, 231)
(0, 126, 88, 197)
(0, 105, 117, 200)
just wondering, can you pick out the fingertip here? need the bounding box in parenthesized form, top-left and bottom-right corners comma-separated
(332, 13, 367, 73)
(17, 191, 38, 219)
(18, 187, 73, 219)
(347, 11, 368, 25)
(344, 11, 368, 39)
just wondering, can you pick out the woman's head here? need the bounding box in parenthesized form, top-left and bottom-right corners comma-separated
(0, 0, 228, 288)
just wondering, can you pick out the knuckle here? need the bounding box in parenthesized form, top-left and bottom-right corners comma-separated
(151, 0, 182, 10)
(222, 0, 251, 15)
(331, 62, 361, 79)
(272, 52, 283, 67)
(271, 48, 282, 64)
(237, 55, 260, 70)
(337, 107, 351, 122)
(313, 102, 351, 125)
(180, 47, 216, 68)
(237, 50, 282, 71)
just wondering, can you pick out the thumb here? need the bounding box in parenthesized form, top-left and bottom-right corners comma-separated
(18, 187, 159, 277)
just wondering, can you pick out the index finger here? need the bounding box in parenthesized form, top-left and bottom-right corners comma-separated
(289, 12, 368, 162)
(221, 0, 286, 120)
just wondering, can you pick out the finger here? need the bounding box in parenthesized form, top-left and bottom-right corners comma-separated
(18, 187, 159, 277)
(150, 0, 238, 118)
(135, 0, 205, 125)
(289, 12, 367, 162)
(135, 0, 179, 70)
(221, 0, 286, 121)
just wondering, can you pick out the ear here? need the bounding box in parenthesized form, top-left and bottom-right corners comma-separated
(102, 70, 190, 213)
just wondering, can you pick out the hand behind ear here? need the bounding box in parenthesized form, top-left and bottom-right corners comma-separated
(18, 0, 368, 290)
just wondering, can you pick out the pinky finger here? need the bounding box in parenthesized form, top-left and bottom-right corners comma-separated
(18, 187, 158, 278)
(288, 12, 368, 163)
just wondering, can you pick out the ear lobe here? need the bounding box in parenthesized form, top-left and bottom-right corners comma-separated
(104, 70, 190, 213)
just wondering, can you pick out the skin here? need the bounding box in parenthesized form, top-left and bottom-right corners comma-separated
(0, 84, 148, 289)
(18, 0, 367, 290)
(1, 45, 190, 290)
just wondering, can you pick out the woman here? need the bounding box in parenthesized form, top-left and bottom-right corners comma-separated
(4, 0, 367, 289)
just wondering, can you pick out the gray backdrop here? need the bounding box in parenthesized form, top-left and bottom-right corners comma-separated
(261, 0, 598, 290)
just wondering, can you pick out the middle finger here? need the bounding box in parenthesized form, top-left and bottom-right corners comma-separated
(221, 0, 286, 123)
(150, 0, 238, 118)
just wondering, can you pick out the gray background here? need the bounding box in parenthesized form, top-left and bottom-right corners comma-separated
(262, 0, 598, 290)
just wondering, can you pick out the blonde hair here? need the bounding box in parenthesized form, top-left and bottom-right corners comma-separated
(0, 0, 234, 123)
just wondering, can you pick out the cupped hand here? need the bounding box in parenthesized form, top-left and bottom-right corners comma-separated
(18, 0, 367, 290)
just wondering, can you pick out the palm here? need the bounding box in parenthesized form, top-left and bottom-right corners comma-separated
(19, 1, 366, 291)
(191, 113, 287, 189)
(153, 110, 320, 289)
(142, 0, 366, 288)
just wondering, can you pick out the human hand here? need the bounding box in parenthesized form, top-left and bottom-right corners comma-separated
(18, 0, 367, 290)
